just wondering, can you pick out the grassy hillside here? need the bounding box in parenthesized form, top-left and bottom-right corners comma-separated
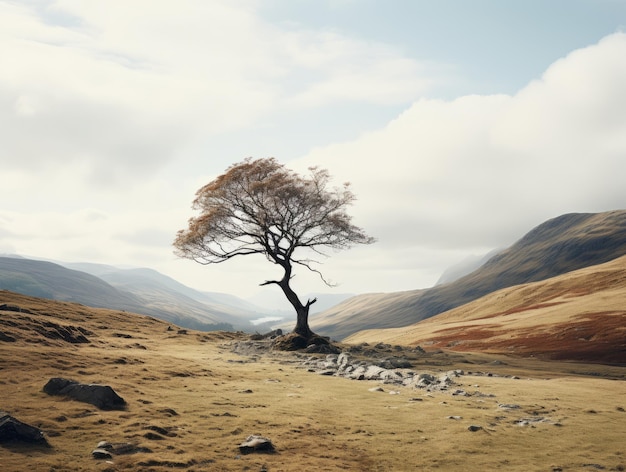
(345, 255, 626, 365)
(313, 210, 626, 339)
(0, 290, 624, 471)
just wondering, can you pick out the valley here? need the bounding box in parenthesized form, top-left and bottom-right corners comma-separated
(1, 292, 624, 471)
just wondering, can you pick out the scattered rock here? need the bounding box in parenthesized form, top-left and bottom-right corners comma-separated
(92, 442, 152, 460)
(0, 411, 48, 445)
(92, 448, 113, 460)
(498, 403, 521, 410)
(298, 351, 465, 394)
(272, 332, 335, 352)
(238, 435, 275, 454)
(250, 329, 283, 340)
(43, 378, 126, 410)
(34, 321, 91, 343)
(468, 425, 483, 432)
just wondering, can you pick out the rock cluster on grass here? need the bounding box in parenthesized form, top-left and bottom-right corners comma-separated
(298, 351, 466, 393)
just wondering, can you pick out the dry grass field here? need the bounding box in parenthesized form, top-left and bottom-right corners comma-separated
(1, 290, 625, 471)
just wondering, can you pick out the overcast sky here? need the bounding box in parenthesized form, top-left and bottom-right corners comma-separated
(1, 0, 625, 301)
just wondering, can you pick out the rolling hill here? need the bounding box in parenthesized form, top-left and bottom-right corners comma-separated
(62, 263, 263, 326)
(311, 210, 626, 339)
(0, 257, 259, 331)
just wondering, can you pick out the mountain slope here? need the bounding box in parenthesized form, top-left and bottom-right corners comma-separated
(312, 210, 626, 339)
(345, 255, 626, 364)
(0, 257, 145, 309)
(63, 263, 263, 326)
(65, 263, 262, 314)
(0, 257, 239, 330)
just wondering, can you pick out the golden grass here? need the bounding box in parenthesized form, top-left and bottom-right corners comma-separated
(1, 291, 625, 471)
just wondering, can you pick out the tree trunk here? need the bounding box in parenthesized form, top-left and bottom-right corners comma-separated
(261, 264, 317, 340)
(276, 270, 315, 339)
(293, 305, 312, 338)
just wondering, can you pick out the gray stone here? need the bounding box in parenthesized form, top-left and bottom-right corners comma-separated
(43, 378, 126, 410)
(380, 370, 404, 384)
(317, 369, 336, 376)
(92, 448, 113, 459)
(363, 365, 386, 380)
(337, 352, 351, 368)
(0, 411, 48, 445)
(96, 441, 151, 454)
(417, 373, 436, 384)
(498, 404, 521, 410)
(238, 435, 275, 454)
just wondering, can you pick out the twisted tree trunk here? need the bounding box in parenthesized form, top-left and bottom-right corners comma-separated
(261, 263, 316, 339)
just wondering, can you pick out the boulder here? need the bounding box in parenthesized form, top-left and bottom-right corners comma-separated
(94, 440, 152, 457)
(363, 365, 386, 380)
(0, 411, 48, 445)
(337, 352, 351, 368)
(43, 378, 126, 410)
(92, 448, 113, 460)
(238, 435, 275, 454)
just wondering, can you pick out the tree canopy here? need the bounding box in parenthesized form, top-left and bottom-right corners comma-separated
(174, 157, 375, 339)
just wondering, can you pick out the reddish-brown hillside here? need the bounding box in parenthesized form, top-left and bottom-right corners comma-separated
(345, 255, 626, 365)
(313, 210, 626, 340)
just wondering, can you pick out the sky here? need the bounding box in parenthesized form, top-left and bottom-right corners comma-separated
(1, 0, 626, 303)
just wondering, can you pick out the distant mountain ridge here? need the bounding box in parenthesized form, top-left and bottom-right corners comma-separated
(0, 257, 265, 331)
(63, 263, 263, 320)
(311, 210, 626, 339)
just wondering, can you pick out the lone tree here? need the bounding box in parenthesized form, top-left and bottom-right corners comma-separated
(173, 157, 375, 340)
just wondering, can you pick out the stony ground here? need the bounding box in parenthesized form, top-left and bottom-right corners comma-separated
(1, 291, 625, 471)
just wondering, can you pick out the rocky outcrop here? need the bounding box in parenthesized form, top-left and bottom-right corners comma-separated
(43, 378, 127, 410)
(298, 352, 464, 393)
(0, 411, 48, 445)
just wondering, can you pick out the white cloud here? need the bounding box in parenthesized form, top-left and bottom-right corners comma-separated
(0, 0, 434, 184)
(1, 2, 624, 298)
(293, 33, 626, 291)
(282, 32, 433, 107)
